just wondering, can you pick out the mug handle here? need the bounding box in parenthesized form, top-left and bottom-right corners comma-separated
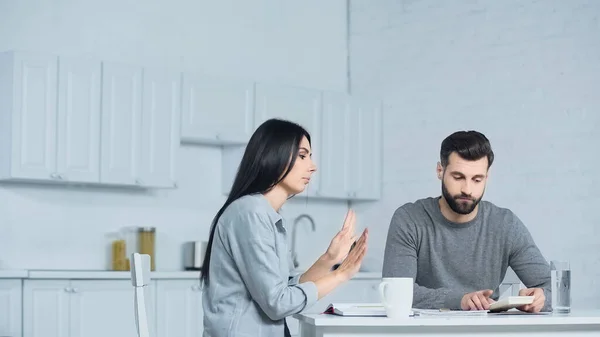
(379, 282, 389, 307)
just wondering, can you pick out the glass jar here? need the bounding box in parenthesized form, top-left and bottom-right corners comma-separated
(138, 227, 156, 271)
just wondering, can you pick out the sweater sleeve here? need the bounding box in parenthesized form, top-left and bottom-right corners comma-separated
(508, 213, 552, 312)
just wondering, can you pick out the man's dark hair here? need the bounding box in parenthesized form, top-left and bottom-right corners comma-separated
(440, 131, 494, 168)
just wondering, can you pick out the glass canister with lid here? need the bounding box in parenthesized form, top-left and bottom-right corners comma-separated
(138, 227, 156, 271)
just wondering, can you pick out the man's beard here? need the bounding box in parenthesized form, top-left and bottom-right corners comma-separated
(441, 181, 483, 215)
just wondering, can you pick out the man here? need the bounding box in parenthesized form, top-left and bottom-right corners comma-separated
(383, 131, 551, 312)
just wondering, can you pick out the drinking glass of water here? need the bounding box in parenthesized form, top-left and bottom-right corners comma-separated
(551, 260, 571, 314)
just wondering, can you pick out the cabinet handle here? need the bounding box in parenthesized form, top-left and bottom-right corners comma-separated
(50, 173, 59, 179)
(173, 181, 178, 188)
(135, 179, 143, 185)
(191, 285, 201, 292)
(64, 287, 71, 292)
(215, 134, 221, 140)
(57, 174, 65, 180)
(72, 288, 79, 293)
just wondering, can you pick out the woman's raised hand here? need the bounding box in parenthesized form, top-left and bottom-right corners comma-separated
(324, 209, 359, 265)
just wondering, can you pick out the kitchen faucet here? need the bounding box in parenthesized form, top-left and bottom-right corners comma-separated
(291, 214, 316, 269)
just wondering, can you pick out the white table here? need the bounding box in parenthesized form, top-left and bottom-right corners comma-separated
(293, 310, 600, 337)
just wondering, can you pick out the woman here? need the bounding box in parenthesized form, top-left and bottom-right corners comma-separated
(201, 118, 369, 337)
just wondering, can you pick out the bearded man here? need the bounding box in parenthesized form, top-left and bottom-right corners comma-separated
(382, 131, 551, 313)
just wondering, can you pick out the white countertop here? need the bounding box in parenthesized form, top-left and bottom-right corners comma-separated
(0, 269, 201, 279)
(0, 269, 380, 280)
(0, 270, 28, 278)
(293, 310, 600, 327)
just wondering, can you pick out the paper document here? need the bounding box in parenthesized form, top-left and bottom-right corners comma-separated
(324, 303, 387, 317)
(412, 309, 488, 317)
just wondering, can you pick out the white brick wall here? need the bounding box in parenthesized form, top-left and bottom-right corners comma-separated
(350, 0, 600, 308)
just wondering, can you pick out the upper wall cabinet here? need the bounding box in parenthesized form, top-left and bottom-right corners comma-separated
(101, 62, 179, 188)
(180, 73, 254, 145)
(0, 51, 101, 184)
(0, 51, 179, 188)
(222, 88, 382, 201)
(314, 92, 382, 201)
(100, 62, 142, 186)
(139, 68, 181, 188)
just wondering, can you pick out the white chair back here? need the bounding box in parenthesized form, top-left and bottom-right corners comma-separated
(131, 253, 151, 337)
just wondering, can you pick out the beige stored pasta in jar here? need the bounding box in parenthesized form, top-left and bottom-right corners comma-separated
(138, 227, 156, 271)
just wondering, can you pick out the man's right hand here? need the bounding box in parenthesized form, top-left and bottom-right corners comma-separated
(461, 289, 495, 310)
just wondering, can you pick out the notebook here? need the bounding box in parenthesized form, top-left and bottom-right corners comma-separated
(488, 296, 534, 312)
(323, 303, 387, 317)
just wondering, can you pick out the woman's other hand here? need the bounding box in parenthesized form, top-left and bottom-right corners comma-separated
(334, 228, 368, 281)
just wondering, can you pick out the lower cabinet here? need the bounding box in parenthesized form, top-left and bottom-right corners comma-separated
(23, 279, 155, 337)
(0, 280, 22, 337)
(21, 279, 202, 337)
(155, 279, 204, 337)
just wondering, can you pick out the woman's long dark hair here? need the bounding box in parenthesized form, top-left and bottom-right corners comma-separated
(200, 118, 311, 284)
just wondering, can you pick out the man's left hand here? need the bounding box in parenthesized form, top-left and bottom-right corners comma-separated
(517, 288, 545, 313)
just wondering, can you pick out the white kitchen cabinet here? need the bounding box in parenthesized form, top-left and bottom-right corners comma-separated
(100, 62, 142, 186)
(0, 52, 59, 181)
(317, 92, 352, 199)
(317, 92, 383, 201)
(56, 56, 102, 183)
(0, 52, 180, 189)
(155, 279, 203, 337)
(254, 83, 321, 134)
(221, 88, 383, 201)
(23, 279, 156, 337)
(100, 62, 179, 188)
(0, 52, 103, 184)
(138, 68, 180, 188)
(0, 280, 22, 337)
(347, 97, 382, 200)
(23, 280, 70, 337)
(181, 73, 254, 145)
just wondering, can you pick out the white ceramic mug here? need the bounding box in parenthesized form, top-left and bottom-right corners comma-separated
(378, 277, 413, 318)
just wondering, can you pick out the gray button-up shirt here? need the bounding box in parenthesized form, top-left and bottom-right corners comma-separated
(202, 194, 319, 337)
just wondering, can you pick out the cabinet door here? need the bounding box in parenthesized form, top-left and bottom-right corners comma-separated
(318, 92, 352, 199)
(254, 83, 322, 195)
(138, 68, 180, 188)
(346, 98, 382, 200)
(69, 280, 154, 337)
(8, 52, 59, 180)
(181, 74, 254, 145)
(56, 56, 102, 183)
(0, 280, 22, 337)
(155, 280, 203, 337)
(100, 62, 142, 186)
(23, 280, 70, 337)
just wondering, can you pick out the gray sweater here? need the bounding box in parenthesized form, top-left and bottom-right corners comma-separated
(383, 197, 552, 311)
